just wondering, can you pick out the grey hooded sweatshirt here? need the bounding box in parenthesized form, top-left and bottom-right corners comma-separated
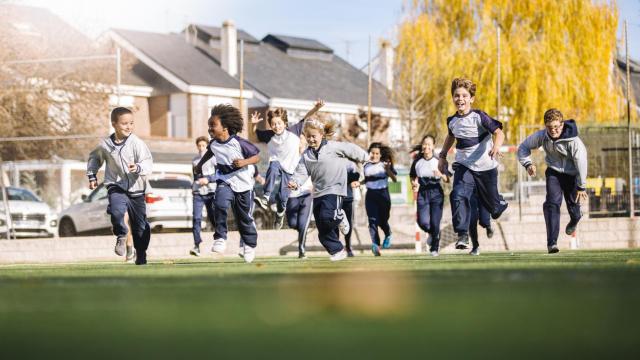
(87, 134, 153, 196)
(293, 140, 368, 198)
(517, 120, 588, 190)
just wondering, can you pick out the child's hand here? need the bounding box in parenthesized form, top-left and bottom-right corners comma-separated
(197, 178, 209, 185)
(437, 157, 448, 175)
(314, 99, 325, 109)
(128, 164, 137, 173)
(526, 164, 537, 177)
(287, 181, 298, 190)
(350, 181, 361, 188)
(576, 190, 588, 204)
(489, 146, 503, 160)
(250, 111, 263, 124)
(255, 175, 265, 185)
(411, 179, 419, 193)
(232, 159, 246, 168)
(89, 180, 97, 190)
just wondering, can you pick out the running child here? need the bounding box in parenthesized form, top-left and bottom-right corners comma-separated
(286, 177, 313, 259)
(410, 135, 448, 256)
(189, 136, 217, 257)
(362, 143, 397, 256)
(194, 104, 261, 263)
(289, 117, 369, 261)
(438, 78, 509, 250)
(517, 108, 587, 253)
(87, 107, 153, 265)
(343, 162, 361, 257)
(252, 100, 325, 228)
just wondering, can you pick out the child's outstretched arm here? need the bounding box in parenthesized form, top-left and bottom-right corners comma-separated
(488, 128, 505, 160)
(517, 130, 544, 177)
(437, 134, 455, 174)
(334, 142, 368, 164)
(130, 140, 153, 176)
(289, 158, 309, 190)
(571, 137, 589, 203)
(232, 155, 259, 169)
(302, 99, 325, 120)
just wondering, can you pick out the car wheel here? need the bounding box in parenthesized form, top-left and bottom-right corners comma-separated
(58, 218, 77, 237)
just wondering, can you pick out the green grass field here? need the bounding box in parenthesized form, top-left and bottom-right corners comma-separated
(1, 250, 640, 359)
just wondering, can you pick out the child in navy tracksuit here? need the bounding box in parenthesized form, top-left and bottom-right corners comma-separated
(343, 162, 360, 257)
(289, 117, 368, 261)
(195, 104, 260, 263)
(87, 107, 153, 265)
(438, 78, 508, 250)
(363, 142, 397, 256)
(517, 108, 588, 253)
(410, 135, 448, 256)
(253, 101, 324, 228)
(286, 178, 313, 259)
(189, 136, 217, 257)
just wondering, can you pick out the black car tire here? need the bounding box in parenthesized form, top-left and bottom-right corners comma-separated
(58, 218, 77, 237)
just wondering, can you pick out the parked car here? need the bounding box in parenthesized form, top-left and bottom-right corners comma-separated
(0, 186, 57, 238)
(58, 173, 276, 237)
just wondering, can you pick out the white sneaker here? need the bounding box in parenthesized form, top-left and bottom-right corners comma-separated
(243, 245, 256, 263)
(330, 249, 347, 262)
(212, 239, 227, 254)
(430, 250, 439, 257)
(338, 215, 350, 235)
(469, 248, 480, 256)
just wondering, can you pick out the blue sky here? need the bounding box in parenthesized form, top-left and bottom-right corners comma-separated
(10, 0, 640, 68)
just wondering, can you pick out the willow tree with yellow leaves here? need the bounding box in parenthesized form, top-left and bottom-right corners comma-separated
(394, 0, 630, 144)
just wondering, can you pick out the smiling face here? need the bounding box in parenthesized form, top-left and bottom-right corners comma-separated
(208, 116, 228, 141)
(369, 147, 381, 163)
(112, 113, 134, 139)
(270, 117, 286, 135)
(452, 87, 474, 115)
(421, 136, 435, 158)
(304, 128, 323, 150)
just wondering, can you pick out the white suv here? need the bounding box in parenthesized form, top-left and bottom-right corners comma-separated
(58, 173, 203, 236)
(0, 186, 57, 238)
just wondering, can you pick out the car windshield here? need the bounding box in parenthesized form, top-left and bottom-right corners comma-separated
(0, 187, 41, 202)
(149, 179, 192, 189)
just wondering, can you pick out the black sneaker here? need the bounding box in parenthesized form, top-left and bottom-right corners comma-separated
(189, 245, 201, 257)
(565, 219, 579, 235)
(455, 234, 469, 249)
(486, 226, 494, 238)
(298, 251, 307, 259)
(135, 251, 147, 265)
(346, 249, 355, 257)
(547, 245, 560, 254)
(491, 202, 509, 220)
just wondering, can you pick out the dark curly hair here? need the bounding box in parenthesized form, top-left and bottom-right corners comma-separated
(368, 142, 394, 166)
(266, 107, 288, 127)
(210, 104, 244, 135)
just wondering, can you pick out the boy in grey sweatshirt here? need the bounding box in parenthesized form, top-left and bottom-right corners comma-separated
(289, 118, 368, 261)
(87, 107, 153, 265)
(517, 108, 588, 253)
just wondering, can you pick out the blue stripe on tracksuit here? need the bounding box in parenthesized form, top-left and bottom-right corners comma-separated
(416, 183, 444, 252)
(342, 197, 354, 251)
(286, 193, 313, 255)
(365, 188, 392, 246)
(450, 163, 506, 235)
(106, 186, 150, 253)
(214, 182, 257, 248)
(313, 194, 345, 255)
(263, 161, 292, 213)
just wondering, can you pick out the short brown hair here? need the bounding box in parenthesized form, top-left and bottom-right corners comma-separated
(266, 108, 288, 127)
(110, 107, 133, 123)
(195, 136, 208, 145)
(450, 78, 476, 97)
(543, 109, 563, 124)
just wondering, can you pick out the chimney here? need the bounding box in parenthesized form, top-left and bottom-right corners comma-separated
(379, 40, 394, 90)
(221, 20, 238, 77)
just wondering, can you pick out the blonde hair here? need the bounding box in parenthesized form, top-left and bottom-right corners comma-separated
(303, 116, 336, 139)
